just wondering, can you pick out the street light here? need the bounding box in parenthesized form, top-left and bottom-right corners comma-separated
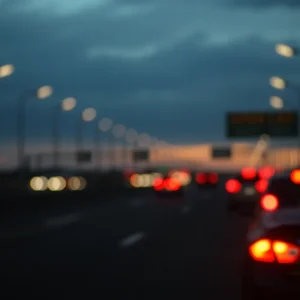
(112, 124, 126, 168)
(52, 97, 77, 167)
(17, 85, 53, 168)
(0, 64, 14, 78)
(270, 96, 284, 109)
(275, 44, 295, 58)
(269, 76, 286, 90)
(76, 107, 97, 153)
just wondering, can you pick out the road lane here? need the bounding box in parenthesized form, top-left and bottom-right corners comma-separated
(0, 185, 249, 299)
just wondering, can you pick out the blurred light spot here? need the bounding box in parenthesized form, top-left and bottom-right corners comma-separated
(112, 124, 126, 138)
(275, 44, 295, 58)
(61, 97, 76, 111)
(99, 118, 113, 132)
(82, 108, 97, 121)
(30, 176, 47, 191)
(48, 176, 66, 191)
(138, 133, 151, 147)
(269, 76, 286, 90)
(37, 85, 53, 99)
(270, 96, 284, 109)
(0, 64, 14, 78)
(68, 176, 86, 190)
(125, 128, 138, 144)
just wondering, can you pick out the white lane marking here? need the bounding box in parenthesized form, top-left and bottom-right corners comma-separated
(182, 206, 191, 214)
(45, 213, 82, 228)
(119, 232, 145, 248)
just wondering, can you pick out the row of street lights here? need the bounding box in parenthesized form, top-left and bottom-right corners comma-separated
(269, 43, 300, 164)
(0, 65, 174, 168)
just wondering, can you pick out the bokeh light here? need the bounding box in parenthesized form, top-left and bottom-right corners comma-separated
(269, 76, 286, 90)
(61, 97, 76, 111)
(125, 128, 138, 144)
(138, 133, 151, 147)
(112, 124, 126, 138)
(30, 176, 47, 191)
(270, 96, 284, 109)
(82, 108, 97, 122)
(99, 118, 113, 132)
(275, 44, 295, 58)
(48, 176, 66, 191)
(37, 85, 53, 99)
(0, 64, 14, 78)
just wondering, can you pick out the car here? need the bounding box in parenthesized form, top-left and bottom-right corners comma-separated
(195, 171, 219, 188)
(225, 167, 269, 211)
(152, 175, 183, 196)
(238, 169, 300, 299)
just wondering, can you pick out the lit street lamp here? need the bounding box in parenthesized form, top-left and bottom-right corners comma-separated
(0, 64, 14, 78)
(275, 44, 296, 58)
(52, 97, 77, 167)
(269, 76, 286, 90)
(270, 96, 284, 109)
(17, 85, 53, 168)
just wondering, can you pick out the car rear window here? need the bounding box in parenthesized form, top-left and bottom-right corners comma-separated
(267, 177, 300, 207)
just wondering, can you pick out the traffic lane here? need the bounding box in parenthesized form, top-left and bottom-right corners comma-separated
(0, 187, 245, 299)
(0, 190, 157, 235)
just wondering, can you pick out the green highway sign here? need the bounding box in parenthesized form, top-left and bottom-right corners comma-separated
(226, 111, 298, 138)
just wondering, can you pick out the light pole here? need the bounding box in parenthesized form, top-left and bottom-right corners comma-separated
(52, 97, 76, 167)
(0, 64, 14, 79)
(124, 128, 138, 169)
(137, 133, 152, 169)
(76, 107, 97, 164)
(17, 85, 53, 168)
(269, 75, 300, 162)
(98, 118, 113, 169)
(111, 124, 126, 169)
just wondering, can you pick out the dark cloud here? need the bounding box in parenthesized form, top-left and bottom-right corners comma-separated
(0, 0, 299, 146)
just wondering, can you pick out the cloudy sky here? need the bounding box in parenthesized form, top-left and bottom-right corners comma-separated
(0, 0, 300, 151)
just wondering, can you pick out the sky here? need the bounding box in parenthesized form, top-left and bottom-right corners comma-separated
(0, 0, 300, 153)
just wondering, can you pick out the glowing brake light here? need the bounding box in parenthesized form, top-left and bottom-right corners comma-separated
(225, 179, 241, 193)
(241, 167, 256, 180)
(249, 239, 299, 263)
(153, 178, 164, 191)
(208, 172, 218, 184)
(258, 166, 275, 179)
(164, 178, 181, 191)
(290, 169, 300, 184)
(255, 179, 268, 193)
(196, 173, 206, 184)
(260, 194, 278, 211)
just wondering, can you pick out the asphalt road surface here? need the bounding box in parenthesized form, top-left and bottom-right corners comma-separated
(0, 184, 249, 299)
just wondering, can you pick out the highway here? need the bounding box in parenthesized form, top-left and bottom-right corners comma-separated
(0, 183, 248, 299)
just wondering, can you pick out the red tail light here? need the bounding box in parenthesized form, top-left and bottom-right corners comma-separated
(225, 179, 241, 193)
(260, 194, 278, 211)
(241, 167, 256, 180)
(258, 166, 275, 179)
(153, 178, 164, 191)
(164, 178, 181, 191)
(249, 239, 299, 263)
(290, 169, 300, 184)
(208, 172, 218, 184)
(255, 179, 268, 193)
(196, 173, 206, 184)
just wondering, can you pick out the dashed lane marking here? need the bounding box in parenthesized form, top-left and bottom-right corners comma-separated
(44, 213, 82, 228)
(119, 232, 145, 248)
